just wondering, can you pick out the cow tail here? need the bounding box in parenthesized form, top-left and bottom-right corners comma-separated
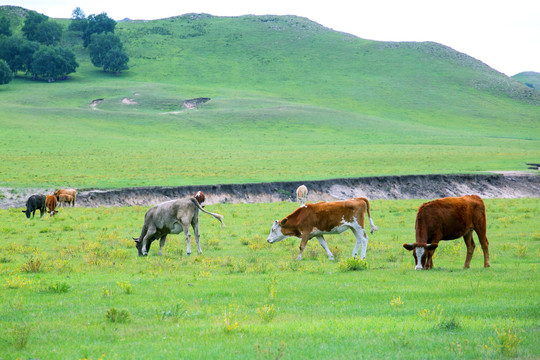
(190, 198, 225, 227)
(364, 198, 378, 234)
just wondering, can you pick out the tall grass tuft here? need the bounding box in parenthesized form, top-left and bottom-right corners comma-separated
(338, 257, 368, 272)
(9, 323, 31, 350)
(21, 256, 42, 273)
(105, 308, 130, 323)
(492, 324, 523, 357)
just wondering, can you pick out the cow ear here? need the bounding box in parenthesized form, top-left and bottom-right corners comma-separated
(427, 243, 438, 251)
(280, 218, 287, 226)
(403, 243, 415, 251)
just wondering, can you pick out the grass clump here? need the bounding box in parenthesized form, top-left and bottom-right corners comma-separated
(338, 257, 368, 272)
(105, 308, 130, 323)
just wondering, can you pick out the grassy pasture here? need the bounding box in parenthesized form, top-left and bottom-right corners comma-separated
(0, 198, 538, 359)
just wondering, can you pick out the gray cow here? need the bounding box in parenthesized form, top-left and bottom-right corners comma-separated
(134, 198, 224, 257)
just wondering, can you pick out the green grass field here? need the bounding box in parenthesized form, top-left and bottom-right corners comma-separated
(1, 199, 538, 359)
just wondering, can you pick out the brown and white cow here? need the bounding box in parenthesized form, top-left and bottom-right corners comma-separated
(403, 195, 490, 270)
(296, 185, 308, 205)
(45, 195, 58, 217)
(267, 197, 378, 260)
(54, 189, 77, 207)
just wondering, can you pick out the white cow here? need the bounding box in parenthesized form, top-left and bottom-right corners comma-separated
(296, 185, 308, 205)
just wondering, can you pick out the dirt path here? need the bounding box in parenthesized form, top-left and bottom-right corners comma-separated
(2, 173, 538, 209)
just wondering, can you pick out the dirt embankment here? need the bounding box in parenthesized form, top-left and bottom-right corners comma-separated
(3, 173, 537, 209)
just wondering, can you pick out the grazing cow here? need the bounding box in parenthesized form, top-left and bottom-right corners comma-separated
(267, 197, 378, 260)
(58, 194, 75, 207)
(194, 191, 206, 205)
(296, 185, 308, 205)
(22, 194, 46, 218)
(54, 188, 77, 207)
(45, 195, 58, 217)
(133, 197, 224, 257)
(403, 195, 490, 270)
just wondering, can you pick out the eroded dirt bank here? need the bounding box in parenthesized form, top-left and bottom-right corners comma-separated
(3, 173, 536, 209)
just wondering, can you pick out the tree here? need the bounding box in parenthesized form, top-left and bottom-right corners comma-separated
(88, 33, 129, 73)
(0, 37, 39, 74)
(102, 48, 129, 73)
(0, 15, 12, 37)
(30, 45, 78, 82)
(0, 59, 13, 85)
(83, 12, 116, 47)
(34, 21, 63, 45)
(69, 7, 87, 32)
(21, 11, 48, 42)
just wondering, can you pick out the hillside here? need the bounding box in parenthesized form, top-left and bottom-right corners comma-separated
(513, 71, 540, 91)
(0, 7, 538, 189)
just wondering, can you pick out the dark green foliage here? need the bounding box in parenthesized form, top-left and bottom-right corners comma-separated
(0, 36, 39, 73)
(30, 45, 78, 82)
(0, 15, 11, 36)
(21, 10, 48, 42)
(33, 21, 62, 45)
(83, 12, 116, 47)
(88, 33, 128, 73)
(102, 47, 129, 73)
(0, 59, 13, 85)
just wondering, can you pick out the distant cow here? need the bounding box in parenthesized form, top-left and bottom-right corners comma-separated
(296, 185, 308, 205)
(58, 194, 75, 207)
(403, 195, 490, 270)
(54, 189, 77, 207)
(133, 198, 224, 257)
(194, 191, 206, 205)
(267, 197, 378, 260)
(45, 195, 58, 217)
(22, 194, 46, 218)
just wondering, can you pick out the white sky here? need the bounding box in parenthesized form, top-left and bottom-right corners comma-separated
(2, 0, 539, 76)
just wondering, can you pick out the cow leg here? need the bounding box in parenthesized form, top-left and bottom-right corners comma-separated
(296, 232, 311, 261)
(158, 235, 167, 256)
(473, 218, 490, 268)
(141, 226, 157, 256)
(463, 230, 475, 269)
(351, 227, 368, 259)
(316, 235, 334, 260)
(191, 217, 202, 255)
(182, 224, 192, 255)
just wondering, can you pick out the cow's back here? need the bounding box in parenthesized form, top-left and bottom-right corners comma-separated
(145, 199, 195, 228)
(416, 195, 484, 241)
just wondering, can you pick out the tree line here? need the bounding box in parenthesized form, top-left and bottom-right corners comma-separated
(0, 7, 129, 86)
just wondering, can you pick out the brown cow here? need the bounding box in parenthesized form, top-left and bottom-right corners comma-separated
(45, 195, 58, 217)
(267, 197, 378, 260)
(58, 194, 74, 207)
(296, 185, 308, 205)
(54, 189, 77, 207)
(403, 195, 490, 270)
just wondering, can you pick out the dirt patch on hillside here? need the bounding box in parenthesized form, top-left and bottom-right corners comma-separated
(2, 173, 538, 209)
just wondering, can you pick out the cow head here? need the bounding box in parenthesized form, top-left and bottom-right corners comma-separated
(194, 191, 206, 205)
(267, 219, 288, 243)
(403, 243, 439, 270)
(22, 209, 31, 219)
(133, 238, 153, 256)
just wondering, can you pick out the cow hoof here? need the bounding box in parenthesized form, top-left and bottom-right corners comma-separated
(328, 256, 335, 261)
(295, 256, 302, 261)
(187, 252, 191, 256)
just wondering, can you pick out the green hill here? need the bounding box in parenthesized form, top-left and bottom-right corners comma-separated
(0, 7, 538, 189)
(513, 71, 540, 91)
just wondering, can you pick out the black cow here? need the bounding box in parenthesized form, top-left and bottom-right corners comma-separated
(22, 195, 46, 218)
